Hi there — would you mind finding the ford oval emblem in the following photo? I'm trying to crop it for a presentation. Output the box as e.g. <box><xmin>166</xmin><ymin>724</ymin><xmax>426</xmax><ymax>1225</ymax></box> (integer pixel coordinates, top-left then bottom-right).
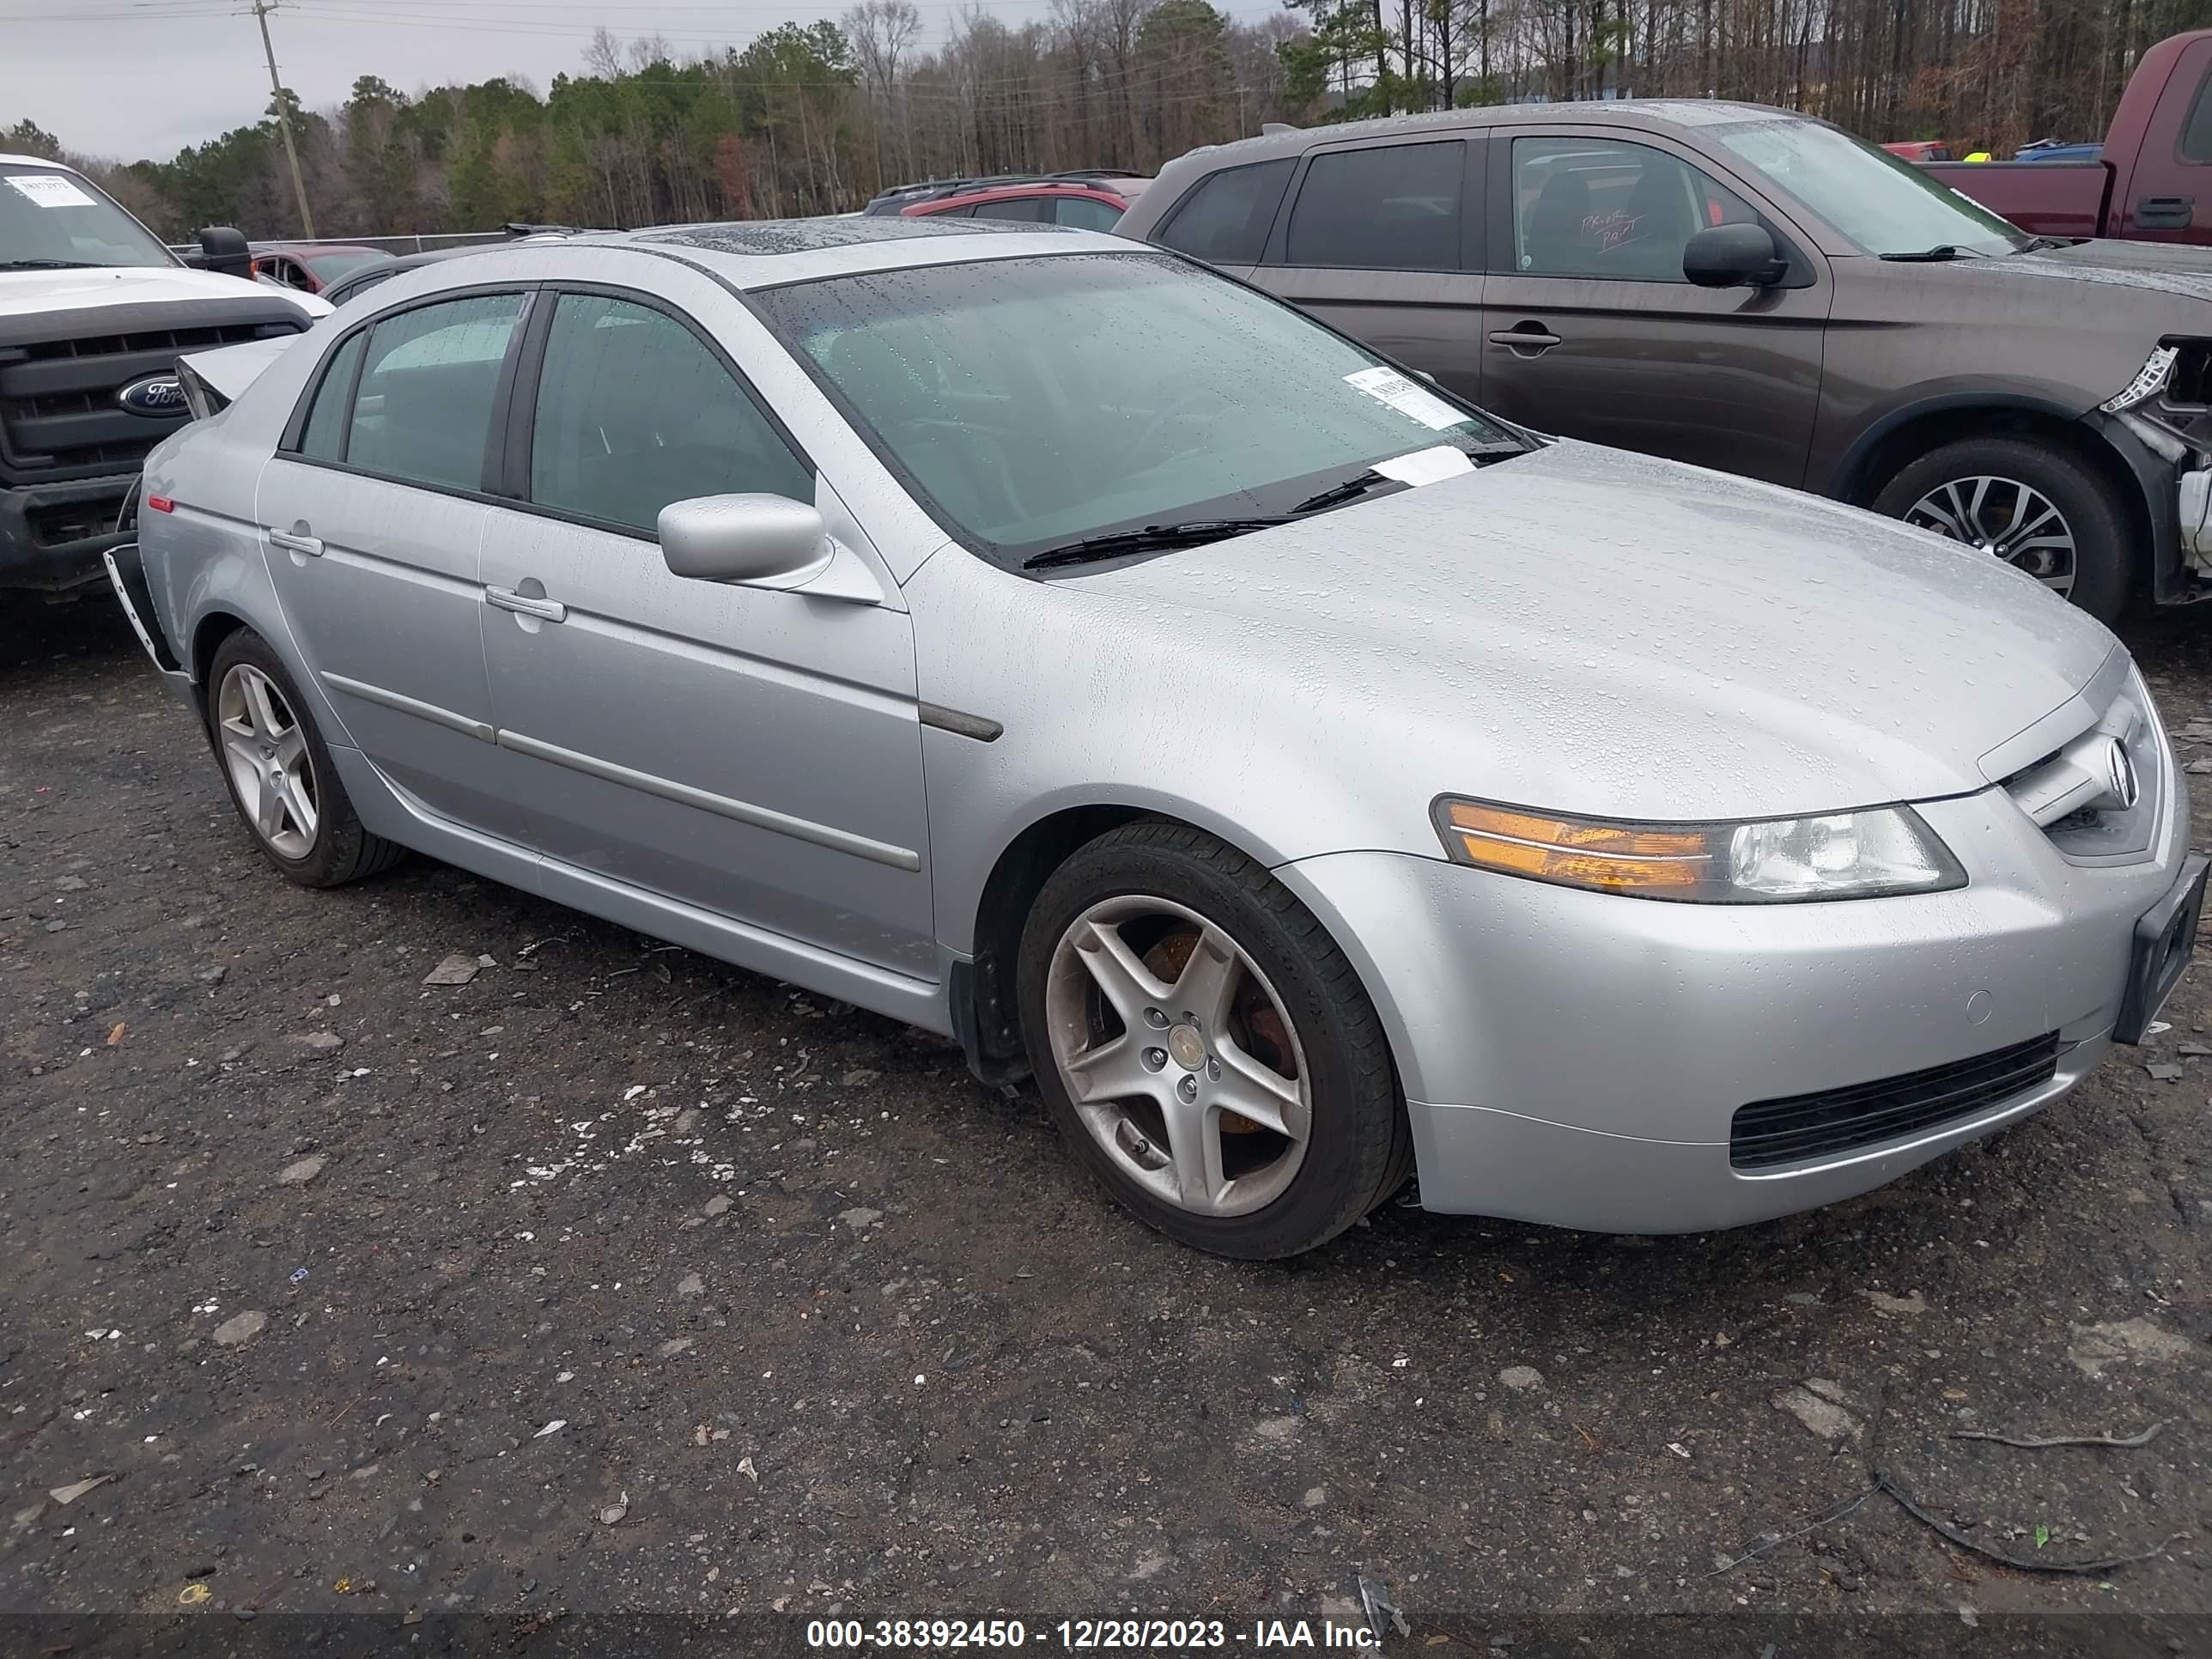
<box><xmin>116</xmin><ymin>374</ymin><xmax>186</xmax><ymax>417</ymax></box>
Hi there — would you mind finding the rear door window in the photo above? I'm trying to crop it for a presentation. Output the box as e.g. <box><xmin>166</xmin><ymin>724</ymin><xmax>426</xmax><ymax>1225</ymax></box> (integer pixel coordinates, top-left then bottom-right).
<box><xmin>296</xmin><ymin>331</ymin><xmax>368</xmax><ymax>461</ymax></box>
<box><xmin>2182</xmin><ymin>70</ymin><xmax>2212</xmax><ymax>161</ymax></box>
<box><xmin>1283</xmin><ymin>141</ymin><xmax>1468</xmax><ymax>270</ymax></box>
<box><xmin>343</xmin><ymin>293</ymin><xmax>524</xmax><ymax>491</ymax></box>
<box><xmin>526</xmin><ymin>291</ymin><xmax>811</xmax><ymax>535</ymax></box>
<box><xmin>1152</xmin><ymin>158</ymin><xmax>1294</xmax><ymax>264</ymax></box>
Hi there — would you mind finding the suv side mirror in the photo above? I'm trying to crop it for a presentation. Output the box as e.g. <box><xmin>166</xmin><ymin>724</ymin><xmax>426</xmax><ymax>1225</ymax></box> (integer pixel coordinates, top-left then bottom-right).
<box><xmin>1682</xmin><ymin>222</ymin><xmax>1788</xmax><ymax>288</ymax></box>
<box><xmin>659</xmin><ymin>494</ymin><xmax>833</xmax><ymax>586</ymax></box>
<box><xmin>197</xmin><ymin>225</ymin><xmax>253</xmax><ymax>280</ymax></box>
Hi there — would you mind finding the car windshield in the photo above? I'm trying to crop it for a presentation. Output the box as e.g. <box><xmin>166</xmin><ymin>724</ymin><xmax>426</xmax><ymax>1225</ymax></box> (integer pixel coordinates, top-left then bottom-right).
<box><xmin>1706</xmin><ymin>117</ymin><xmax>2031</xmax><ymax>258</ymax></box>
<box><xmin>0</xmin><ymin>163</ymin><xmax>177</xmax><ymax>269</ymax></box>
<box><xmin>751</xmin><ymin>250</ymin><xmax>1523</xmax><ymax>565</ymax></box>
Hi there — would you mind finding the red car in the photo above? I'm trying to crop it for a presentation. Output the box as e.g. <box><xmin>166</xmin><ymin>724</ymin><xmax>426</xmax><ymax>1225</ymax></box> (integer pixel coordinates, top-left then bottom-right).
<box><xmin>1881</xmin><ymin>139</ymin><xmax>1962</xmax><ymax>162</ymax></box>
<box><xmin>250</xmin><ymin>243</ymin><xmax>395</xmax><ymax>295</ymax></box>
<box><xmin>884</xmin><ymin>175</ymin><xmax>1148</xmax><ymax>232</ymax></box>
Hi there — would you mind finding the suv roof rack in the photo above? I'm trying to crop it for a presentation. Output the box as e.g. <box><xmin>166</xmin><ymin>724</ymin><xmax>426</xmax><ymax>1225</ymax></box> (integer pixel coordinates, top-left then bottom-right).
<box><xmin>862</xmin><ymin>171</ymin><xmax>1137</xmax><ymax>214</ymax></box>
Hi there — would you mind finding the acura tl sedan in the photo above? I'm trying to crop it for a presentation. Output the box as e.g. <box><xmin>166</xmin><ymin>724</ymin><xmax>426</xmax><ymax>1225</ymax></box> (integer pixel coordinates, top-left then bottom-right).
<box><xmin>109</xmin><ymin>216</ymin><xmax>2205</xmax><ymax>1257</ymax></box>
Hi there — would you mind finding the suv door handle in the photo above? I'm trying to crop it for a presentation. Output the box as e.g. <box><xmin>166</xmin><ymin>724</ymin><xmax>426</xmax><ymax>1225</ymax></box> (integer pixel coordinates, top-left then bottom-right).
<box><xmin>1488</xmin><ymin>325</ymin><xmax>1563</xmax><ymax>353</ymax></box>
<box><xmin>485</xmin><ymin>586</ymin><xmax>568</xmax><ymax>623</ymax></box>
<box><xmin>267</xmin><ymin>529</ymin><xmax>323</xmax><ymax>556</ymax></box>
<box><xmin>2137</xmin><ymin>194</ymin><xmax>2194</xmax><ymax>228</ymax></box>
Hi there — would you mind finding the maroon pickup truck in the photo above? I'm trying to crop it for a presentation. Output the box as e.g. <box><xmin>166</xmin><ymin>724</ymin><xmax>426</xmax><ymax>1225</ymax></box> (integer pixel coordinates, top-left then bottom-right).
<box><xmin>1930</xmin><ymin>29</ymin><xmax>2212</xmax><ymax>243</ymax></box>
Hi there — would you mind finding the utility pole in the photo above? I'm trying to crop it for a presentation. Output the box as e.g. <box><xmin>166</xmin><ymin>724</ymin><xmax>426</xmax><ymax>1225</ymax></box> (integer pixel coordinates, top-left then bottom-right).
<box><xmin>252</xmin><ymin>0</ymin><xmax>317</xmax><ymax>238</ymax></box>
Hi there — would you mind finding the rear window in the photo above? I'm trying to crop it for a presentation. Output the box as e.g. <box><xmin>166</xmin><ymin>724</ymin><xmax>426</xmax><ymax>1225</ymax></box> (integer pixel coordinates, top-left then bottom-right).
<box><xmin>1054</xmin><ymin>196</ymin><xmax>1124</xmax><ymax>231</ymax></box>
<box><xmin>2184</xmin><ymin>70</ymin><xmax>2212</xmax><ymax>162</ymax></box>
<box><xmin>1152</xmin><ymin>158</ymin><xmax>1294</xmax><ymax>264</ymax></box>
<box><xmin>1283</xmin><ymin>141</ymin><xmax>1468</xmax><ymax>271</ymax></box>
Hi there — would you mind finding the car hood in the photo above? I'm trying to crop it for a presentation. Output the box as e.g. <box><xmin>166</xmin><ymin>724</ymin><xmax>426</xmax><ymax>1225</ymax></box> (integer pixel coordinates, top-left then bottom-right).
<box><xmin>1036</xmin><ymin>441</ymin><xmax>2118</xmax><ymax>824</ymax></box>
<box><xmin>1947</xmin><ymin>238</ymin><xmax>2212</xmax><ymax>305</ymax></box>
<box><xmin>0</xmin><ymin>264</ymin><xmax>327</xmax><ymax>323</ymax></box>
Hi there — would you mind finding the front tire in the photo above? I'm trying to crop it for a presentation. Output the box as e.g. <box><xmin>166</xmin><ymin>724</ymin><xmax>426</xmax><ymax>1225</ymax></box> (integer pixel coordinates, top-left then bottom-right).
<box><xmin>1015</xmin><ymin>819</ymin><xmax>1411</xmax><ymax>1259</ymax></box>
<box><xmin>205</xmin><ymin>629</ymin><xmax>404</xmax><ymax>887</ymax></box>
<box><xmin>1872</xmin><ymin>435</ymin><xmax>2132</xmax><ymax>623</ymax></box>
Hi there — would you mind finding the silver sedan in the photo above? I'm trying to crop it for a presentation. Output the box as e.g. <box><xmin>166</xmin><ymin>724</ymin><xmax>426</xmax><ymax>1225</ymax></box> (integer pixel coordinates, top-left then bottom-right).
<box><xmin>111</xmin><ymin>216</ymin><xmax>2205</xmax><ymax>1257</ymax></box>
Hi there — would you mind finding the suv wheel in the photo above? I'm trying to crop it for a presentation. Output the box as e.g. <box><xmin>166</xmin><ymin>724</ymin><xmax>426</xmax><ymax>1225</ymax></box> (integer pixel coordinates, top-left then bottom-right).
<box><xmin>1016</xmin><ymin>819</ymin><xmax>1412</xmax><ymax>1258</ymax></box>
<box><xmin>206</xmin><ymin>629</ymin><xmax>404</xmax><ymax>887</ymax></box>
<box><xmin>1873</xmin><ymin>436</ymin><xmax>2131</xmax><ymax>623</ymax></box>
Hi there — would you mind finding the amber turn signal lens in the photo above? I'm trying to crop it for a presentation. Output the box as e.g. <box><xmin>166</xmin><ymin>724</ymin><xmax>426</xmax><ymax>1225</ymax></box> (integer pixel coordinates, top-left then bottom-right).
<box><xmin>1437</xmin><ymin>800</ymin><xmax>1717</xmax><ymax>893</ymax></box>
<box><xmin>1431</xmin><ymin>798</ymin><xmax>1966</xmax><ymax>904</ymax></box>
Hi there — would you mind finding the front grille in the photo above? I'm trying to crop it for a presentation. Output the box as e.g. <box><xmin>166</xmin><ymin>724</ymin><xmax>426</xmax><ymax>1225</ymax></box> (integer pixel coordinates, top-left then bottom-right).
<box><xmin>2000</xmin><ymin>663</ymin><xmax>2163</xmax><ymax>862</ymax></box>
<box><xmin>0</xmin><ymin>319</ymin><xmax>298</xmax><ymax>484</ymax></box>
<box><xmin>1729</xmin><ymin>1032</ymin><xmax>2061</xmax><ymax>1171</ymax></box>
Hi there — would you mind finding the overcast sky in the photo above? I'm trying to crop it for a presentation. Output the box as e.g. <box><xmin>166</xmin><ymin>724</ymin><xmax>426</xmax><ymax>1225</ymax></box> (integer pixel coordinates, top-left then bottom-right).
<box><xmin>2</xmin><ymin>0</ymin><xmax>1183</xmax><ymax>163</ymax></box>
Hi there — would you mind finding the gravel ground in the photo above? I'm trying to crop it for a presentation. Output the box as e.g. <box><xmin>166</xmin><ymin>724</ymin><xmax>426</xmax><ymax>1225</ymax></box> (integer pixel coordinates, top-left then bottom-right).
<box><xmin>3</xmin><ymin>598</ymin><xmax>2210</xmax><ymax>1650</ymax></box>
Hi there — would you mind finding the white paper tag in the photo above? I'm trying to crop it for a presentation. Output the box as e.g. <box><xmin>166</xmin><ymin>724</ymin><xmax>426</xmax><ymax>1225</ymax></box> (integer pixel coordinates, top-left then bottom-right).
<box><xmin>1372</xmin><ymin>445</ymin><xmax>1475</xmax><ymax>487</ymax></box>
<box><xmin>1343</xmin><ymin>365</ymin><xmax>1466</xmax><ymax>431</ymax></box>
<box><xmin>6</xmin><ymin>173</ymin><xmax>96</xmax><ymax>209</ymax></box>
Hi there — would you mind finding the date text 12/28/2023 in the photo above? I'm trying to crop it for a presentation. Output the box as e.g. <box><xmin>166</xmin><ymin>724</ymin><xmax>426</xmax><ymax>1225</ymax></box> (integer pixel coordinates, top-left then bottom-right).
<box><xmin>804</xmin><ymin>1618</ymin><xmax>1384</xmax><ymax>1649</ymax></box>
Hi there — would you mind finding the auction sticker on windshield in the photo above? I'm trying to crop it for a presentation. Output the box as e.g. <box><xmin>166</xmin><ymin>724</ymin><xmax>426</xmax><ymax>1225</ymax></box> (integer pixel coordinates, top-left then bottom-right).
<box><xmin>1342</xmin><ymin>365</ymin><xmax>1463</xmax><ymax>430</ymax></box>
<box><xmin>6</xmin><ymin>174</ymin><xmax>97</xmax><ymax>209</ymax></box>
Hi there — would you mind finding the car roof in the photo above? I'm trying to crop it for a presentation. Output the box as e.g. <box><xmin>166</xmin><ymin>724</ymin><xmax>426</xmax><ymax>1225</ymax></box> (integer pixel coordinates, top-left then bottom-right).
<box><xmin>0</xmin><ymin>152</ymin><xmax>76</xmax><ymax>169</ymax></box>
<box><xmin>1164</xmin><ymin>97</ymin><xmax>1791</xmax><ymax>171</ymax></box>
<box><xmin>616</xmin><ymin>215</ymin><xmax>1125</xmax><ymax>287</ymax></box>
<box><xmin>322</xmin><ymin>217</ymin><xmax>1137</xmax><ymax>312</ymax></box>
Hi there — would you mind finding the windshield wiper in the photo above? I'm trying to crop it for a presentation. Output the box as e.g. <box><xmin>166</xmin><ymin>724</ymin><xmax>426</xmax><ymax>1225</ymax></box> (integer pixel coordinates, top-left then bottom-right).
<box><xmin>1293</xmin><ymin>441</ymin><xmax>1530</xmax><ymax>515</ymax></box>
<box><xmin>1878</xmin><ymin>245</ymin><xmax>1984</xmax><ymax>262</ymax></box>
<box><xmin>1294</xmin><ymin>471</ymin><xmax>1403</xmax><ymax>514</ymax></box>
<box><xmin>0</xmin><ymin>258</ymin><xmax>104</xmax><ymax>270</ymax></box>
<box><xmin>1022</xmin><ymin>517</ymin><xmax>1291</xmax><ymax>570</ymax></box>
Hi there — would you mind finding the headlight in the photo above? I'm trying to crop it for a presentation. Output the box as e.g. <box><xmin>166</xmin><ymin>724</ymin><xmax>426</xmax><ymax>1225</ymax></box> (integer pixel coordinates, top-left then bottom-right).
<box><xmin>1430</xmin><ymin>798</ymin><xmax>1966</xmax><ymax>903</ymax></box>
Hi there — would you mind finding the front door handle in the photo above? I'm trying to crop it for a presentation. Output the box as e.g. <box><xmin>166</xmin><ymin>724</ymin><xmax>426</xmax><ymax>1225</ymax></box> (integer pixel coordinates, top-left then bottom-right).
<box><xmin>1488</xmin><ymin>324</ymin><xmax>1562</xmax><ymax>354</ymax></box>
<box><xmin>485</xmin><ymin>586</ymin><xmax>568</xmax><ymax>623</ymax></box>
<box><xmin>2137</xmin><ymin>194</ymin><xmax>2194</xmax><ymax>229</ymax></box>
<box><xmin>267</xmin><ymin>528</ymin><xmax>323</xmax><ymax>556</ymax></box>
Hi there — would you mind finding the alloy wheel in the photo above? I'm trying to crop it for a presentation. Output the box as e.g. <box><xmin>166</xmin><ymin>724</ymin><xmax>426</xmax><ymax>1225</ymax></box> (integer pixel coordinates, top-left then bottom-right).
<box><xmin>1903</xmin><ymin>474</ymin><xmax>2077</xmax><ymax>596</ymax></box>
<box><xmin>216</xmin><ymin>663</ymin><xmax>319</xmax><ymax>860</ymax></box>
<box><xmin>1043</xmin><ymin>895</ymin><xmax>1311</xmax><ymax>1218</ymax></box>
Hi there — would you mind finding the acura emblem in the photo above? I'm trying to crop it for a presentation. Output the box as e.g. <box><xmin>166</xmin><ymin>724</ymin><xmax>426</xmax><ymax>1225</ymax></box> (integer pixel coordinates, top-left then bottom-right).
<box><xmin>2103</xmin><ymin>737</ymin><xmax>2140</xmax><ymax>811</ymax></box>
<box><xmin>115</xmin><ymin>374</ymin><xmax>186</xmax><ymax>417</ymax></box>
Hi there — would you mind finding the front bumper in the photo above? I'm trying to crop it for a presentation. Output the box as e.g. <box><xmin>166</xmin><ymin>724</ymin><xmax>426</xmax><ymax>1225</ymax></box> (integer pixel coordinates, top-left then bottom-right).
<box><xmin>1</xmin><ymin>475</ymin><xmax>135</xmax><ymax>590</ymax></box>
<box><xmin>1275</xmin><ymin>777</ymin><xmax>2191</xmax><ymax>1234</ymax></box>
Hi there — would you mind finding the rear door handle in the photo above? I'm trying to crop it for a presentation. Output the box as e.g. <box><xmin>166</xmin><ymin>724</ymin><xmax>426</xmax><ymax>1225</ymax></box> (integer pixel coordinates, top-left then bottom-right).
<box><xmin>2137</xmin><ymin>194</ymin><xmax>2194</xmax><ymax>228</ymax></box>
<box><xmin>267</xmin><ymin>529</ymin><xmax>323</xmax><ymax>556</ymax></box>
<box><xmin>485</xmin><ymin>586</ymin><xmax>568</xmax><ymax>623</ymax></box>
<box><xmin>1488</xmin><ymin>325</ymin><xmax>1562</xmax><ymax>353</ymax></box>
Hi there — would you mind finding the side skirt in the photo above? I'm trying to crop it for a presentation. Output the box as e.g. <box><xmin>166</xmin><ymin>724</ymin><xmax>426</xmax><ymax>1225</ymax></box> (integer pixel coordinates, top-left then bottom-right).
<box><xmin>320</xmin><ymin>742</ymin><xmax>951</xmax><ymax>1036</ymax></box>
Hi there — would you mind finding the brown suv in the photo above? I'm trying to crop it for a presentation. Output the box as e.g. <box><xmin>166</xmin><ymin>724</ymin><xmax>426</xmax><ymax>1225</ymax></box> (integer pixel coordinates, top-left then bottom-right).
<box><xmin>1115</xmin><ymin>101</ymin><xmax>2212</xmax><ymax>622</ymax></box>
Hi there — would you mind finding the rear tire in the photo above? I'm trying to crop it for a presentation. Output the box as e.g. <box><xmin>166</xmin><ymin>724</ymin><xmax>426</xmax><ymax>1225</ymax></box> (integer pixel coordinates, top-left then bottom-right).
<box><xmin>1872</xmin><ymin>435</ymin><xmax>2132</xmax><ymax>623</ymax></box>
<box><xmin>1016</xmin><ymin>818</ymin><xmax>1410</xmax><ymax>1259</ymax></box>
<box><xmin>205</xmin><ymin>629</ymin><xmax>404</xmax><ymax>888</ymax></box>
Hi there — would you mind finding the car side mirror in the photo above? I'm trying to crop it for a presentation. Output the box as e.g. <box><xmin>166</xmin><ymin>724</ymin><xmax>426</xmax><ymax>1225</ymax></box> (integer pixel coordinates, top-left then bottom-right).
<box><xmin>197</xmin><ymin>225</ymin><xmax>253</xmax><ymax>281</ymax></box>
<box><xmin>1682</xmin><ymin>222</ymin><xmax>1788</xmax><ymax>288</ymax></box>
<box><xmin>659</xmin><ymin>493</ymin><xmax>833</xmax><ymax>586</ymax></box>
